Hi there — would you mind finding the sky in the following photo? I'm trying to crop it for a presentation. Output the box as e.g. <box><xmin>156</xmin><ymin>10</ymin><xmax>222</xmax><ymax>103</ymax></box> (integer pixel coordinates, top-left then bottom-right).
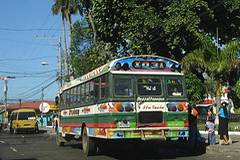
<box><xmin>0</xmin><ymin>0</ymin><xmax>64</xmax><ymax>103</ymax></box>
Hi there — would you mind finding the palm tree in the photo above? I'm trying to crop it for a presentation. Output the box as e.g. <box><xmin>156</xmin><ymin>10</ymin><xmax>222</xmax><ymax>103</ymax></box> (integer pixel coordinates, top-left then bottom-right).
<box><xmin>52</xmin><ymin>0</ymin><xmax>78</xmax><ymax>81</ymax></box>
<box><xmin>182</xmin><ymin>32</ymin><xmax>240</xmax><ymax>109</ymax></box>
<box><xmin>52</xmin><ymin>0</ymin><xmax>78</xmax><ymax>32</ymax></box>
<box><xmin>74</xmin><ymin>0</ymin><xmax>97</xmax><ymax>44</ymax></box>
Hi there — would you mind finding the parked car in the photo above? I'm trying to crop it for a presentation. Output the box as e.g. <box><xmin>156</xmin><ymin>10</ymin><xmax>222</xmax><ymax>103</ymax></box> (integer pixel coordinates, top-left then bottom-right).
<box><xmin>9</xmin><ymin>108</ymin><xmax>38</xmax><ymax>134</ymax></box>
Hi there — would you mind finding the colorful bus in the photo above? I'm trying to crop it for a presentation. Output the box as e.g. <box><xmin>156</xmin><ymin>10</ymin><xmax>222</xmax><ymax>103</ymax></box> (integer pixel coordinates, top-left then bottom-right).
<box><xmin>56</xmin><ymin>55</ymin><xmax>189</xmax><ymax>156</ymax></box>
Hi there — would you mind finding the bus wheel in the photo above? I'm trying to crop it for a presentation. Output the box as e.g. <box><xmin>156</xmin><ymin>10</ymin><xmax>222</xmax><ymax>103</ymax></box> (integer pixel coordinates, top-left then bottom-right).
<box><xmin>82</xmin><ymin>127</ymin><xmax>97</xmax><ymax>156</ymax></box>
<box><xmin>56</xmin><ymin>133</ymin><xmax>65</xmax><ymax>146</ymax></box>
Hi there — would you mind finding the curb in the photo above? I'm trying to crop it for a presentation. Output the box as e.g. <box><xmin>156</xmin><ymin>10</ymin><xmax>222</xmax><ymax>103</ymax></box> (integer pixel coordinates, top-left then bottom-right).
<box><xmin>200</xmin><ymin>130</ymin><xmax>240</xmax><ymax>136</ymax></box>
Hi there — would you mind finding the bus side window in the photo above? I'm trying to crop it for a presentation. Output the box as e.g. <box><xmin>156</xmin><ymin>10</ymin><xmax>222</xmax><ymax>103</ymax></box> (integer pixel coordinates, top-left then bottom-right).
<box><xmin>81</xmin><ymin>83</ymin><xmax>85</xmax><ymax>105</ymax></box>
<box><xmin>62</xmin><ymin>92</ymin><xmax>67</xmax><ymax>108</ymax></box>
<box><xmin>77</xmin><ymin>85</ymin><xmax>81</xmax><ymax>103</ymax></box>
<box><xmin>100</xmin><ymin>75</ymin><xmax>108</xmax><ymax>99</ymax></box>
<box><xmin>94</xmin><ymin>78</ymin><xmax>100</xmax><ymax>100</ymax></box>
<box><xmin>85</xmin><ymin>82</ymin><xmax>90</xmax><ymax>103</ymax></box>
<box><xmin>89</xmin><ymin>81</ymin><xmax>95</xmax><ymax>103</ymax></box>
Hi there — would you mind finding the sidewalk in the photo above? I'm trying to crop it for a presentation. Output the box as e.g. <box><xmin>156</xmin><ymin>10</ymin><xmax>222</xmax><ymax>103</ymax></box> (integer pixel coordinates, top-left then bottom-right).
<box><xmin>200</xmin><ymin>130</ymin><xmax>240</xmax><ymax>136</ymax></box>
<box><xmin>39</xmin><ymin>126</ymin><xmax>56</xmax><ymax>135</ymax></box>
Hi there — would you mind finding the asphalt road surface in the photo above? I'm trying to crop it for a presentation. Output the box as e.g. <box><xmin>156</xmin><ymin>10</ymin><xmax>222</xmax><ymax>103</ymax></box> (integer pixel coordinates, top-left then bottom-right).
<box><xmin>1</xmin><ymin>129</ymin><xmax>240</xmax><ymax>160</ymax></box>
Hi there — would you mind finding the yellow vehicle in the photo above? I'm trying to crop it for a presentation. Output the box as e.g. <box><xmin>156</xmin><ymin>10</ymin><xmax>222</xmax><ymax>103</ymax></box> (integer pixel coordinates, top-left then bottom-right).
<box><xmin>9</xmin><ymin>108</ymin><xmax>38</xmax><ymax>134</ymax></box>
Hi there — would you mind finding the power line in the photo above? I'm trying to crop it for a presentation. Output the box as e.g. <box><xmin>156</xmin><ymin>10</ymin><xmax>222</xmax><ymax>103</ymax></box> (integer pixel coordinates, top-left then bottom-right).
<box><xmin>0</xmin><ymin>69</ymin><xmax>57</xmax><ymax>75</ymax></box>
<box><xmin>14</xmin><ymin>76</ymin><xmax>57</xmax><ymax>98</ymax></box>
<box><xmin>12</xmin><ymin>74</ymin><xmax>57</xmax><ymax>79</ymax></box>
<box><xmin>22</xmin><ymin>78</ymin><xmax>58</xmax><ymax>100</ymax></box>
<box><xmin>0</xmin><ymin>56</ymin><xmax>56</xmax><ymax>62</ymax></box>
<box><xmin>21</xmin><ymin>88</ymin><xmax>44</xmax><ymax>100</ymax></box>
<box><xmin>0</xmin><ymin>38</ymin><xmax>56</xmax><ymax>47</ymax></box>
<box><xmin>0</xmin><ymin>27</ymin><xmax>64</xmax><ymax>32</ymax></box>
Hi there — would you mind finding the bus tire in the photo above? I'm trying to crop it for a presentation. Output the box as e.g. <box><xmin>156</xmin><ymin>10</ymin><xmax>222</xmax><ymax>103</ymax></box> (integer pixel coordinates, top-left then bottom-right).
<box><xmin>82</xmin><ymin>127</ymin><xmax>97</xmax><ymax>156</ymax></box>
<box><xmin>56</xmin><ymin>133</ymin><xmax>65</xmax><ymax>146</ymax></box>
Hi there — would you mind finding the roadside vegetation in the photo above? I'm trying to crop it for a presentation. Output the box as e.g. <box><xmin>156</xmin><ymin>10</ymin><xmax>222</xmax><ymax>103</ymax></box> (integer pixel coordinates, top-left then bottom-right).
<box><xmin>51</xmin><ymin>0</ymin><xmax>240</xmax><ymax>108</ymax></box>
<box><xmin>198</xmin><ymin>122</ymin><xmax>240</xmax><ymax>132</ymax></box>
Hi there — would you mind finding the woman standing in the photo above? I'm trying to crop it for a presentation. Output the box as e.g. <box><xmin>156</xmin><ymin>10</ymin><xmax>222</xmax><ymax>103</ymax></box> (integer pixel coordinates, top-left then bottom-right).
<box><xmin>218</xmin><ymin>102</ymin><xmax>231</xmax><ymax>145</ymax></box>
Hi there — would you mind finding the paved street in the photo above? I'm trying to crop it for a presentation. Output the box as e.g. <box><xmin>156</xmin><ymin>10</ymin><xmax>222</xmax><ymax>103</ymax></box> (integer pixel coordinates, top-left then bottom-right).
<box><xmin>1</xmin><ymin>129</ymin><xmax>240</xmax><ymax>160</ymax></box>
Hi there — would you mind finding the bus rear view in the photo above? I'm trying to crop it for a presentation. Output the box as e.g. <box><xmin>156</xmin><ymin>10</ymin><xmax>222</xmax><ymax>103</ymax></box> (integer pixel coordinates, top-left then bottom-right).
<box><xmin>56</xmin><ymin>55</ymin><xmax>190</xmax><ymax>156</ymax></box>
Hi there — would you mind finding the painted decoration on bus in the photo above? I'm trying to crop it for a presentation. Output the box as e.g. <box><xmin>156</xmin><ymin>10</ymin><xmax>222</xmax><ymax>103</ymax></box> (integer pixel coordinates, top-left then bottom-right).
<box><xmin>138</xmin><ymin>102</ymin><xmax>167</xmax><ymax>112</ymax></box>
<box><xmin>112</xmin><ymin>56</ymin><xmax>181</xmax><ymax>72</ymax></box>
<box><xmin>80</xmin><ymin>63</ymin><xmax>109</xmax><ymax>81</ymax></box>
<box><xmin>166</xmin><ymin>102</ymin><xmax>188</xmax><ymax>112</ymax></box>
<box><xmin>85</xmin><ymin>127</ymin><xmax>188</xmax><ymax>139</ymax></box>
<box><xmin>99</xmin><ymin>102</ymin><xmax>135</xmax><ymax>112</ymax></box>
<box><xmin>60</xmin><ymin>101</ymin><xmax>188</xmax><ymax>117</ymax></box>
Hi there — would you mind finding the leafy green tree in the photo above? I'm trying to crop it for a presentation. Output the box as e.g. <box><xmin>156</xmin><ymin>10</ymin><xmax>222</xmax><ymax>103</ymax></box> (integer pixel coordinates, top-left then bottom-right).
<box><xmin>71</xmin><ymin>42</ymin><xmax>113</xmax><ymax>77</ymax></box>
<box><xmin>204</xmin><ymin>79</ymin><xmax>215</xmax><ymax>98</ymax></box>
<box><xmin>83</xmin><ymin>0</ymin><xmax>240</xmax><ymax>59</ymax></box>
<box><xmin>185</xmin><ymin>72</ymin><xmax>205</xmax><ymax>104</ymax></box>
<box><xmin>74</xmin><ymin>0</ymin><xmax>97</xmax><ymax>43</ymax></box>
<box><xmin>53</xmin><ymin>0</ymin><xmax>240</xmax><ymax>87</ymax></box>
<box><xmin>70</xmin><ymin>20</ymin><xmax>94</xmax><ymax>77</ymax></box>
<box><xmin>182</xmin><ymin>33</ymin><xmax>240</xmax><ymax>107</ymax></box>
<box><xmin>70</xmin><ymin>20</ymin><xmax>91</xmax><ymax>53</ymax></box>
<box><xmin>200</xmin><ymin>0</ymin><xmax>240</xmax><ymax>44</ymax></box>
<box><xmin>235</xmin><ymin>80</ymin><xmax>240</xmax><ymax>97</ymax></box>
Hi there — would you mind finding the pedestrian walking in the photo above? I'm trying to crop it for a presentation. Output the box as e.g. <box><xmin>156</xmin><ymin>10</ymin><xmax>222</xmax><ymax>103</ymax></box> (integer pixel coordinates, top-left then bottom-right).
<box><xmin>218</xmin><ymin>101</ymin><xmax>232</xmax><ymax>145</ymax></box>
<box><xmin>206</xmin><ymin>108</ymin><xmax>216</xmax><ymax>145</ymax></box>
<box><xmin>40</xmin><ymin>116</ymin><xmax>44</xmax><ymax>127</ymax></box>
<box><xmin>53</xmin><ymin>114</ymin><xmax>59</xmax><ymax>132</ymax></box>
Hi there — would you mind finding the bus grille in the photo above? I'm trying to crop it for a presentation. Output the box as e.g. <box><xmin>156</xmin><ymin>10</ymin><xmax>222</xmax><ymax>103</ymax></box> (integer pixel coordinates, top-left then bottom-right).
<box><xmin>138</xmin><ymin>112</ymin><xmax>163</xmax><ymax>124</ymax></box>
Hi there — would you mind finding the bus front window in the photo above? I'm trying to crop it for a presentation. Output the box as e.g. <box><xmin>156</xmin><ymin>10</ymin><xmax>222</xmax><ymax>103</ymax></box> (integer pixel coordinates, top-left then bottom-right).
<box><xmin>114</xmin><ymin>78</ymin><xmax>132</xmax><ymax>97</ymax></box>
<box><xmin>166</xmin><ymin>78</ymin><xmax>184</xmax><ymax>97</ymax></box>
<box><xmin>137</xmin><ymin>78</ymin><xmax>162</xmax><ymax>96</ymax></box>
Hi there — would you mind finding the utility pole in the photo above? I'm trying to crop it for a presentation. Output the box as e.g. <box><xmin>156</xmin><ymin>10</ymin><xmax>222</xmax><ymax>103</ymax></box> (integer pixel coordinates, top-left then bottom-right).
<box><xmin>4</xmin><ymin>80</ymin><xmax>8</xmax><ymax>113</ymax></box>
<box><xmin>61</xmin><ymin>18</ymin><xmax>69</xmax><ymax>81</ymax></box>
<box><xmin>0</xmin><ymin>76</ymin><xmax>15</xmax><ymax>111</ymax></box>
<box><xmin>19</xmin><ymin>99</ymin><xmax>22</xmax><ymax>108</ymax></box>
<box><xmin>41</xmin><ymin>87</ymin><xmax>44</xmax><ymax>102</ymax></box>
<box><xmin>0</xmin><ymin>76</ymin><xmax>15</xmax><ymax>124</ymax></box>
<box><xmin>57</xmin><ymin>37</ymin><xmax>63</xmax><ymax>88</ymax></box>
